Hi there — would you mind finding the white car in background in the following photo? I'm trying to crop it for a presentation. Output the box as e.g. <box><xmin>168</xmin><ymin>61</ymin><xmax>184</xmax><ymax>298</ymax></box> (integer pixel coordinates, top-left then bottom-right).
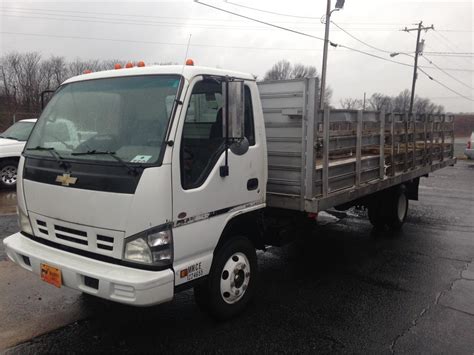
<box><xmin>0</xmin><ymin>118</ymin><xmax>37</xmax><ymax>188</ymax></box>
<box><xmin>465</xmin><ymin>132</ymin><xmax>474</xmax><ymax>160</ymax></box>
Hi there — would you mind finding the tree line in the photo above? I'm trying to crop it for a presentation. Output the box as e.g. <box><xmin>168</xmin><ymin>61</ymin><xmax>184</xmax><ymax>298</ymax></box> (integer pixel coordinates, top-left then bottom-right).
<box><xmin>339</xmin><ymin>90</ymin><xmax>445</xmax><ymax>114</ymax></box>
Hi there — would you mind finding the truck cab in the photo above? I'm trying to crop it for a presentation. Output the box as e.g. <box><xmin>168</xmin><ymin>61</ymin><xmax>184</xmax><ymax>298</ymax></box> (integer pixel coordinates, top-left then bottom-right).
<box><xmin>4</xmin><ymin>64</ymin><xmax>266</xmax><ymax>319</ymax></box>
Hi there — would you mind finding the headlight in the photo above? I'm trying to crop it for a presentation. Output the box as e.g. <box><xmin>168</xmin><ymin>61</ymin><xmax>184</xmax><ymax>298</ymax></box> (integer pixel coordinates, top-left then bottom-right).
<box><xmin>123</xmin><ymin>226</ymin><xmax>173</xmax><ymax>266</ymax></box>
<box><xmin>18</xmin><ymin>207</ymin><xmax>33</xmax><ymax>235</ymax></box>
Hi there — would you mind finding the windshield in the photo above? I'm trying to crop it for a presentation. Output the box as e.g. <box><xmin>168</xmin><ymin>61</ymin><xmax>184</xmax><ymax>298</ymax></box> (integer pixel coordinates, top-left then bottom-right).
<box><xmin>1</xmin><ymin>121</ymin><xmax>36</xmax><ymax>141</ymax></box>
<box><xmin>26</xmin><ymin>75</ymin><xmax>181</xmax><ymax>165</ymax></box>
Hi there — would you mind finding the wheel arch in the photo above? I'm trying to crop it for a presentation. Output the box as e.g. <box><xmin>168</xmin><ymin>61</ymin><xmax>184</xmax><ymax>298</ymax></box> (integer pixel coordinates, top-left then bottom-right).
<box><xmin>215</xmin><ymin>209</ymin><xmax>265</xmax><ymax>254</ymax></box>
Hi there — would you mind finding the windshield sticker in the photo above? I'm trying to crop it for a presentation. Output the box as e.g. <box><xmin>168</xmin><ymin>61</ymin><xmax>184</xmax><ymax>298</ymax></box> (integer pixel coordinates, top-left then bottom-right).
<box><xmin>131</xmin><ymin>155</ymin><xmax>152</xmax><ymax>163</ymax></box>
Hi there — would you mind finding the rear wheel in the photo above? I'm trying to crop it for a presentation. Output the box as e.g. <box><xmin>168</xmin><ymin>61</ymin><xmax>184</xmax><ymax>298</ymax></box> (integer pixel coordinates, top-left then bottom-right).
<box><xmin>0</xmin><ymin>160</ymin><xmax>18</xmax><ymax>189</ymax></box>
<box><xmin>386</xmin><ymin>187</ymin><xmax>408</xmax><ymax>230</ymax></box>
<box><xmin>194</xmin><ymin>236</ymin><xmax>257</xmax><ymax>320</ymax></box>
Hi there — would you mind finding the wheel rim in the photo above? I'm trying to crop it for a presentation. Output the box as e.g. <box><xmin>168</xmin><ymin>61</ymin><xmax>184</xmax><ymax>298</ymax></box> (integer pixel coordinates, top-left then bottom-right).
<box><xmin>397</xmin><ymin>193</ymin><xmax>407</xmax><ymax>221</ymax></box>
<box><xmin>220</xmin><ymin>252</ymin><xmax>251</xmax><ymax>305</ymax></box>
<box><xmin>0</xmin><ymin>165</ymin><xmax>17</xmax><ymax>186</ymax></box>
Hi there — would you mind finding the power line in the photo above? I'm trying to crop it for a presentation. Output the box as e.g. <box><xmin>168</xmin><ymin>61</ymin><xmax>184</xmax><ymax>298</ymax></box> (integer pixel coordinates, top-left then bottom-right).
<box><xmin>0</xmin><ymin>30</ymin><xmax>352</xmax><ymax>52</ymax></box>
<box><xmin>423</xmin><ymin>32</ymin><xmax>472</xmax><ymax>69</ymax></box>
<box><xmin>223</xmin><ymin>0</ymin><xmax>319</xmax><ymax>19</ymax></box>
<box><xmin>193</xmin><ymin>1</ymin><xmax>325</xmax><ymax>40</ymax></box>
<box><xmin>4</xmin><ymin>9</ymin><xmax>453</xmax><ymax>33</ymax></box>
<box><xmin>418</xmin><ymin>67</ymin><xmax>474</xmax><ymax>102</ymax></box>
<box><xmin>331</xmin><ymin>20</ymin><xmax>413</xmax><ymax>55</ymax></box>
<box><xmin>421</xmin><ymin>55</ymin><xmax>474</xmax><ymax>90</ymax></box>
<box><xmin>2</xmin><ymin>6</ymin><xmax>472</xmax><ymax>74</ymax></box>
<box><xmin>195</xmin><ymin>1</ymin><xmax>474</xmax><ymax>103</ymax></box>
<box><xmin>0</xmin><ymin>11</ymin><xmax>295</xmax><ymax>31</ymax></box>
<box><xmin>424</xmin><ymin>51</ymin><xmax>474</xmax><ymax>55</ymax></box>
<box><xmin>5</xmin><ymin>5</ymin><xmax>321</xmax><ymax>24</ymax></box>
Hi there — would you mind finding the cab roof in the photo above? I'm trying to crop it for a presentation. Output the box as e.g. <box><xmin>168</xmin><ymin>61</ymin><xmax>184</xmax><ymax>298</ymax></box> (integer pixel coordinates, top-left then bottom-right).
<box><xmin>63</xmin><ymin>65</ymin><xmax>255</xmax><ymax>85</ymax></box>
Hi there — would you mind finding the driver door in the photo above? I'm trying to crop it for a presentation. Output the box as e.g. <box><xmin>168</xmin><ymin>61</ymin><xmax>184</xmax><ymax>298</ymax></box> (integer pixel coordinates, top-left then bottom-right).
<box><xmin>171</xmin><ymin>76</ymin><xmax>264</xmax><ymax>286</ymax></box>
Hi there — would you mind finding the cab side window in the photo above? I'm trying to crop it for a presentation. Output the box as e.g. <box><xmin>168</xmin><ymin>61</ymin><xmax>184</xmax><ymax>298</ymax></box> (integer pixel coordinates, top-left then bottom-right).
<box><xmin>180</xmin><ymin>81</ymin><xmax>256</xmax><ymax>189</ymax></box>
<box><xmin>181</xmin><ymin>79</ymin><xmax>224</xmax><ymax>189</ymax></box>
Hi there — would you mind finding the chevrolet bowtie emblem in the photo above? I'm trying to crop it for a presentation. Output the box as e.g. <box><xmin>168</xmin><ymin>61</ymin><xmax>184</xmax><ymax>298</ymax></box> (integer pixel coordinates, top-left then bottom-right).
<box><xmin>55</xmin><ymin>173</ymin><xmax>77</xmax><ymax>187</ymax></box>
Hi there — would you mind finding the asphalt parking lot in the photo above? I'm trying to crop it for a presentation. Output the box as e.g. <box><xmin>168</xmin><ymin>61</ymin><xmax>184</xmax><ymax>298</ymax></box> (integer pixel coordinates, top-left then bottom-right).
<box><xmin>1</xmin><ymin>160</ymin><xmax>473</xmax><ymax>353</ymax></box>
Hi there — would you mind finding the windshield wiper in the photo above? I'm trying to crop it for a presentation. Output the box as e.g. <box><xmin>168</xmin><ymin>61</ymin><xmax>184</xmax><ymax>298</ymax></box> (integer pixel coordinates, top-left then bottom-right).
<box><xmin>71</xmin><ymin>150</ymin><xmax>142</xmax><ymax>176</ymax></box>
<box><xmin>26</xmin><ymin>146</ymin><xmax>69</xmax><ymax>169</ymax></box>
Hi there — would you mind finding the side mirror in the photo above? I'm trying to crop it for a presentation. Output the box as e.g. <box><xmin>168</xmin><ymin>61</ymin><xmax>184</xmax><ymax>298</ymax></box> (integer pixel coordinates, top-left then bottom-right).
<box><xmin>222</xmin><ymin>80</ymin><xmax>244</xmax><ymax>140</ymax></box>
<box><xmin>219</xmin><ymin>79</ymin><xmax>248</xmax><ymax>177</ymax></box>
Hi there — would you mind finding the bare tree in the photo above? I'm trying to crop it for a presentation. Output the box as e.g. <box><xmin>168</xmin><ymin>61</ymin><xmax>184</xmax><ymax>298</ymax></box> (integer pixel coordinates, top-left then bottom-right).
<box><xmin>263</xmin><ymin>59</ymin><xmax>332</xmax><ymax>105</ymax></box>
<box><xmin>340</xmin><ymin>98</ymin><xmax>363</xmax><ymax>109</ymax></box>
<box><xmin>291</xmin><ymin>63</ymin><xmax>317</xmax><ymax>79</ymax></box>
<box><xmin>368</xmin><ymin>93</ymin><xmax>392</xmax><ymax>112</ymax></box>
<box><xmin>263</xmin><ymin>60</ymin><xmax>292</xmax><ymax>81</ymax></box>
<box><xmin>392</xmin><ymin>89</ymin><xmax>411</xmax><ymax>113</ymax></box>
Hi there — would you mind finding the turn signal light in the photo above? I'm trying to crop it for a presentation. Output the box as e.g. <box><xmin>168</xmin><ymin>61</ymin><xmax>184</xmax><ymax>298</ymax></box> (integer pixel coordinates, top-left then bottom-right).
<box><xmin>114</xmin><ymin>63</ymin><xmax>122</xmax><ymax>70</ymax></box>
<box><xmin>185</xmin><ymin>59</ymin><xmax>194</xmax><ymax>66</ymax></box>
<box><xmin>125</xmin><ymin>62</ymin><xmax>133</xmax><ymax>68</ymax></box>
<box><xmin>137</xmin><ymin>61</ymin><xmax>145</xmax><ymax>67</ymax></box>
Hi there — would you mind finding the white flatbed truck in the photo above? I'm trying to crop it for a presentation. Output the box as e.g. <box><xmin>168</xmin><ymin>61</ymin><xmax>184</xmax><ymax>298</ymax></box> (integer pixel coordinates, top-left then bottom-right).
<box><xmin>3</xmin><ymin>63</ymin><xmax>455</xmax><ymax>319</ymax></box>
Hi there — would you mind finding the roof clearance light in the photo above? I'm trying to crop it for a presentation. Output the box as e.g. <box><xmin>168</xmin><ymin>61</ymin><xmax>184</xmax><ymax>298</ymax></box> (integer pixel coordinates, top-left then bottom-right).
<box><xmin>185</xmin><ymin>59</ymin><xmax>194</xmax><ymax>66</ymax></box>
<box><xmin>125</xmin><ymin>62</ymin><xmax>133</xmax><ymax>68</ymax></box>
<box><xmin>137</xmin><ymin>61</ymin><xmax>145</xmax><ymax>67</ymax></box>
<box><xmin>83</xmin><ymin>69</ymin><xmax>92</xmax><ymax>74</ymax></box>
<box><xmin>114</xmin><ymin>63</ymin><xmax>122</xmax><ymax>70</ymax></box>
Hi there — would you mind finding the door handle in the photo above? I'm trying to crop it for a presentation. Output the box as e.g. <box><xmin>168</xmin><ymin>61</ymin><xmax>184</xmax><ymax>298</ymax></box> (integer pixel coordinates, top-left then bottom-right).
<box><xmin>247</xmin><ymin>178</ymin><xmax>258</xmax><ymax>191</ymax></box>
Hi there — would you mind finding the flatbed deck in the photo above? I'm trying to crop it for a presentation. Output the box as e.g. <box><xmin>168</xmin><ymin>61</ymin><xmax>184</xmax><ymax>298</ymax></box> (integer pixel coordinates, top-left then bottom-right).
<box><xmin>257</xmin><ymin>78</ymin><xmax>455</xmax><ymax>212</ymax></box>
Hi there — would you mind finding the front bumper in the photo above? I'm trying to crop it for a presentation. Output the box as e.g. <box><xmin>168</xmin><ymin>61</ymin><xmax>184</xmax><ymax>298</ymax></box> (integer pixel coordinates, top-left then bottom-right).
<box><xmin>3</xmin><ymin>232</ymin><xmax>174</xmax><ymax>306</ymax></box>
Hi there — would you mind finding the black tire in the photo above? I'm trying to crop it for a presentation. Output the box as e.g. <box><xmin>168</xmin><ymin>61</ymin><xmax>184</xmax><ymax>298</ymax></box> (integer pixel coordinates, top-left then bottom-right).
<box><xmin>194</xmin><ymin>236</ymin><xmax>257</xmax><ymax>320</ymax></box>
<box><xmin>0</xmin><ymin>159</ymin><xmax>19</xmax><ymax>189</ymax></box>
<box><xmin>368</xmin><ymin>198</ymin><xmax>386</xmax><ymax>229</ymax></box>
<box><xmin>386</xmin><ymin>186</ymin><xmax>408</xmax><ymax>230</ymax></box>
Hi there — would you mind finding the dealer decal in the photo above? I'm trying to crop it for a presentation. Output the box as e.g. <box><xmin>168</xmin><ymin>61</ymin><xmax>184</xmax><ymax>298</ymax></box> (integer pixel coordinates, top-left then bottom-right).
<box><xmin>180</xmin><ymin>262</ymin><xmax>203</xmax><ymax>281</ymax></box>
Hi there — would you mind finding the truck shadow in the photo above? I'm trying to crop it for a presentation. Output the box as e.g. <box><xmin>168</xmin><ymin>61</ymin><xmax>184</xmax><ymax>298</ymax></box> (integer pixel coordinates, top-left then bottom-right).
<box><xmin>68</xmin><ymin>215</ymin><xmax>414</xmax><ymax>353</ymax></box>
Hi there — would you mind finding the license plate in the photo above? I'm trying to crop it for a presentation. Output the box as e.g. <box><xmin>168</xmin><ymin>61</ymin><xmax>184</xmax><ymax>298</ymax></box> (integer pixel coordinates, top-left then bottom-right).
<box><xmin>40</xmin><ymin>263</ymin><xmax>62</xmax><ymax>288</ymax></box>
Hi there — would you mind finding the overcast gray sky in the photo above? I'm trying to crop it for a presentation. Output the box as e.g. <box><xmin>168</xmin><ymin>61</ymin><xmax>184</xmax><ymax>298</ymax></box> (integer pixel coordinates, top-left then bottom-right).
<box><xmin>1</xmin><ymin>0</ymin><xmax>473</xmax><ymax>112</ymax></box>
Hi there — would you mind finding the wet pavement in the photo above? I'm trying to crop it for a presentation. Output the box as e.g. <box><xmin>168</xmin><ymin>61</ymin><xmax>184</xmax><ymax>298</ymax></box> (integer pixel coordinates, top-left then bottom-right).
<box><xmin>1</xmin><ymin>160</ymin><xmax>474</xmax><ymax>353</ymax></box>
<box><xmin>0</xmin><ymin>212</ymin><xmax>88</xmax><ymax>350</ymax></box>
<box><xmin>0</xmin><ymin>189</ymin><xmax>17</xmax><ymax>215</ymax></box>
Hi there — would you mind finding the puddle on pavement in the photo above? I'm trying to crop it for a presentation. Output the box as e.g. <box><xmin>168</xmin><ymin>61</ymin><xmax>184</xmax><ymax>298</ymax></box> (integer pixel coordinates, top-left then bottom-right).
<box><xmin>0</xmin><ymin>190</ymin><xmax>17</xmax><ymax>215</ymax></box>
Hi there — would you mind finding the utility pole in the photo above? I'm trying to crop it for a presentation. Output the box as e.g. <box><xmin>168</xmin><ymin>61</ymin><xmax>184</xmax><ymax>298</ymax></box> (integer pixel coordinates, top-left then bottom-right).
<box><xmin>319</xmin><ymin>0</ymin><xmax>345</xmax><ymax>110</ymax></box>
<box><xmin>363</xmin><ymin>92</ymin><xmax>366</xmax><ymax>110</ymax></box>
<box><xmin>402</xmin><ymin>21</ymin><xmax>434</xmax><ymax>114</ymax></box>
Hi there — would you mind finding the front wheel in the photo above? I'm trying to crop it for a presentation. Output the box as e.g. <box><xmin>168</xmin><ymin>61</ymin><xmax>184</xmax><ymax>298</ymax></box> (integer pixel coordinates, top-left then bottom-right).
<box><xmin>194</xmin><ymin>236</ymin><xmax>257</xmax><ymax>320</ymax></box>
